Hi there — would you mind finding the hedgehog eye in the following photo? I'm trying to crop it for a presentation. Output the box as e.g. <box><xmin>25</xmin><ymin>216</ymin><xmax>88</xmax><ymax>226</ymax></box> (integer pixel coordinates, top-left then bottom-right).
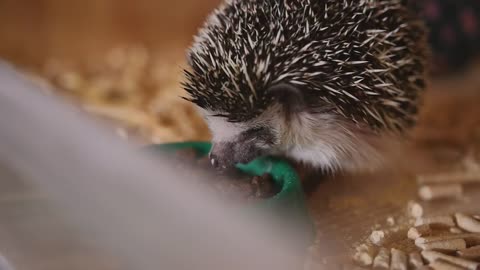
<box><xmin>242</xmin><ymin>127</ymin><xmax>266</xmax><ymax>137</ymax></box>
<box><xmin>241</xmin><ymin>127</ymin><xmax>275</xmax><ymax>145</ymax></box>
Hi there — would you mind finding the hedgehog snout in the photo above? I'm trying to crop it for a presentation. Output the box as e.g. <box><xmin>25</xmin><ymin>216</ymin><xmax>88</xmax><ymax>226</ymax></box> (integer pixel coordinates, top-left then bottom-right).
<box><xmin>208</xmin><ymin>153</ymin><xmax>220</xmax><ymax>169</ymax></box>
<box><xmin>209</xmin><ymin>141</ymin><xmax>265</xmax><ymax>171</ymax></box>
<box><xmin>209</xmin><ymin>143</ymin><xmax>236</xmax><ymax>171</ymax></box>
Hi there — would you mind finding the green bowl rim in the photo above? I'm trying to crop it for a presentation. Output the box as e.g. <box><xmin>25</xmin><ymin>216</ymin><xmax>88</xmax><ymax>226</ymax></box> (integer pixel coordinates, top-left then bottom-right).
<box><xmin>144</xmin><ymin>141</ymin><xmax>303</xmax><ymax>203</ymax></box>
<box><xmin>144</xmin><ymin>141</ymin><xmax>315</xmax><ymax>245</ymax></box>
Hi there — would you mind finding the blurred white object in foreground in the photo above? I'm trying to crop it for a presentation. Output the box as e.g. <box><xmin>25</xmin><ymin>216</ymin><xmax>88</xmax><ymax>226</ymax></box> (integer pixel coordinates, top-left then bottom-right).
<box><xmin>0</xmin><ymin>61</ymin><xmax>313</xmax><ymax>270</ymax></box>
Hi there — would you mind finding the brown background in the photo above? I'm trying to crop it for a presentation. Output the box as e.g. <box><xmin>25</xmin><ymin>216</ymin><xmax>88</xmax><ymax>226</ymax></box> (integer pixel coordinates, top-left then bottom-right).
<box><xmin>0</xmin><ymin>0</ymin><xmax>221</xmax><ymax>67</ymax></box>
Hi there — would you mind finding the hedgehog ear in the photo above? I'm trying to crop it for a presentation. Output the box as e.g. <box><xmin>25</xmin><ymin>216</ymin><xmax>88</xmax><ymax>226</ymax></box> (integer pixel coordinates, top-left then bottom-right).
<box><xmin>267</xmin><ymin>83</ymin><xmax>305</xmax><ymax>115</ymax></box>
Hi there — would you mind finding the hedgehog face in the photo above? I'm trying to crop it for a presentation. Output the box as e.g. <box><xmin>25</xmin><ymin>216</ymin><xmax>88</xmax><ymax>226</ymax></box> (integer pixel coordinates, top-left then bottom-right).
<box><xmin>201</xmin><ymin>85</ymin><xmax>385</xmax><ymax>172</ymax></box>
<box><xmin>203</xmin><ymin>83</ymin><xmax>307</xmax><ymax>170</ymax></box>
<box><xmin>204</xmin><ymin>112</ymin><xmax>278</xmax><ymax>170</ymax></box>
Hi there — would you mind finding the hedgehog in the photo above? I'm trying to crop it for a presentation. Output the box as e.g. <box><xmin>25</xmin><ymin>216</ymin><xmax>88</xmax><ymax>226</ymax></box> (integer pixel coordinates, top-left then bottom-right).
<box><xmin>183</xmin><ymin>0</ymin><xmax>428</xmax><ymax>173</ymax></box>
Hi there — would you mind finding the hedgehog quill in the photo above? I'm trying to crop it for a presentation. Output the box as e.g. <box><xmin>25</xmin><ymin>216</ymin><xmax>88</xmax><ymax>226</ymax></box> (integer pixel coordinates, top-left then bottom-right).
<box><xmin>183</xmin><ymin>0</ymin><xmax>428</xmax><ymax>172</ymax></box>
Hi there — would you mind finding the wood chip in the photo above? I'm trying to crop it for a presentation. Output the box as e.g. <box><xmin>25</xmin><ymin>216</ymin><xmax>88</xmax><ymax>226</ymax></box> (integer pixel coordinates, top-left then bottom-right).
<box><xmin>421</xmin><ymin>250</ymin><xmax>480</xmax><ymax>270</ymax></box>
<box><xmin>451</xmin><ymin>228</ymin><xmax>465</xmax><ymax>234</ymax></box>
<box><xmin>391</xmin><ymin>248</ymin><xmax>408</xmax><ymax>270</ymax></box>
<box><xmin>417</xmin><ymin>172</ymin><xmax>480</xmax><ymax>185</ymax></box>
<box><xmin>370</xmin><ymin>230</ymin><xmax>387</xmax><ymax>246</ymax></box>
<box><xmin>343</xmin><ymin>263</ymin><xmax>368</xmax><ymax>270</ymax></box>
<box><xmin>415</xmin><ymin>216</ymin><xmax>456</xmax><ymax>228</ymax></box>
<box><xmin>353</xmin><ymin>244</ymin><xmax>377</xmax><ymax>267</ymax></box>
<box><xmin>430</xmin><ymin>259</ymin><xmax>469</xmax><ymax>270</ymax></box>
<box><xmin>83</xmin><ymin>105</ymin><xmax>152</xmax><ymax>127</ymax></box>
<box><xmin>415</xmin><ymin>233</ymin><xmax>480</xmax><ymax>246</ymax></box>
<box><xmin>409</xmin><ymin>251</ymin><xmax>425</xmax><ymax>268</ymax></box>
<box><xmin>408</xmin><ymin>201</ymin><xmax>424</xmax><ymax>218</ymax></box>
<box><xmin>419</xmin><ymin>184</ymin><xmax>463</xmax><ymax>201</ymax></box>
<box><xmin>461</xmin><ymin>152</ymin><xmax>480</xmax><ymax>172</ymax></box>
<box><xmin>387</xmin><ymin>217</ymin><xmax>396</xmax><ymax>226</ymax></box>
<box><xmin>373</xmin><ymin>248</ymin><xmax>390</xmax><ymax>270</ymax></box>
<box><xmin>409</xmin><ymin>224</ymin><xmax>433</xmax><ymax>240</ymax></box>
<box><xmin>458</xmin><ymin>246</ymin><xmax>480</xmax><ymax>260</ymax></box>
<box><xmin>456</xmin><ymin>213</ymin><xmax>480</xmax><ymax>233</ymax></box>
<box><xmin>417</xmin><ymin>267</ymin><xmax>433</xmax><ymax>270</ymax></box>
<box><xmin>416</xmin><ymin>238</ymin><xmax>467</xmax><ymax>252</ymax></box>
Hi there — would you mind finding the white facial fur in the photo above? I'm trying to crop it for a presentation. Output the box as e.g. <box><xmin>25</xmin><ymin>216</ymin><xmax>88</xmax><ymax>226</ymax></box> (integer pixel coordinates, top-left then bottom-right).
<box><xmin>204</xmin><ymin>113</ymin><xmax>247</xmax><ymax>143</ymax></box>
<box><xmin>200</xmin><ymin>105</ymin><xmax>385</xmax><ymax>173</ymax></box>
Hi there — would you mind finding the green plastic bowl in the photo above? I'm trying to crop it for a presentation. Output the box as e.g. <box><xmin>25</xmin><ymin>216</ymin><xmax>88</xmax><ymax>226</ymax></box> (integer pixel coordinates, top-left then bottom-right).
<box><xmin>145</xmin><ymin>141</ymin><xmax>315</xmax><ymax>246</ymax></box>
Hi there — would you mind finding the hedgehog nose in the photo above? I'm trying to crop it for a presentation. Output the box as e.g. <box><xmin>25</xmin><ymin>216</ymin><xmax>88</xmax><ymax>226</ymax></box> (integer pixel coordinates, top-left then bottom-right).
<box><xmin>209</xmin><ymin>153</ymin><xmax>219</xmax><ymax>168</ymax></box>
